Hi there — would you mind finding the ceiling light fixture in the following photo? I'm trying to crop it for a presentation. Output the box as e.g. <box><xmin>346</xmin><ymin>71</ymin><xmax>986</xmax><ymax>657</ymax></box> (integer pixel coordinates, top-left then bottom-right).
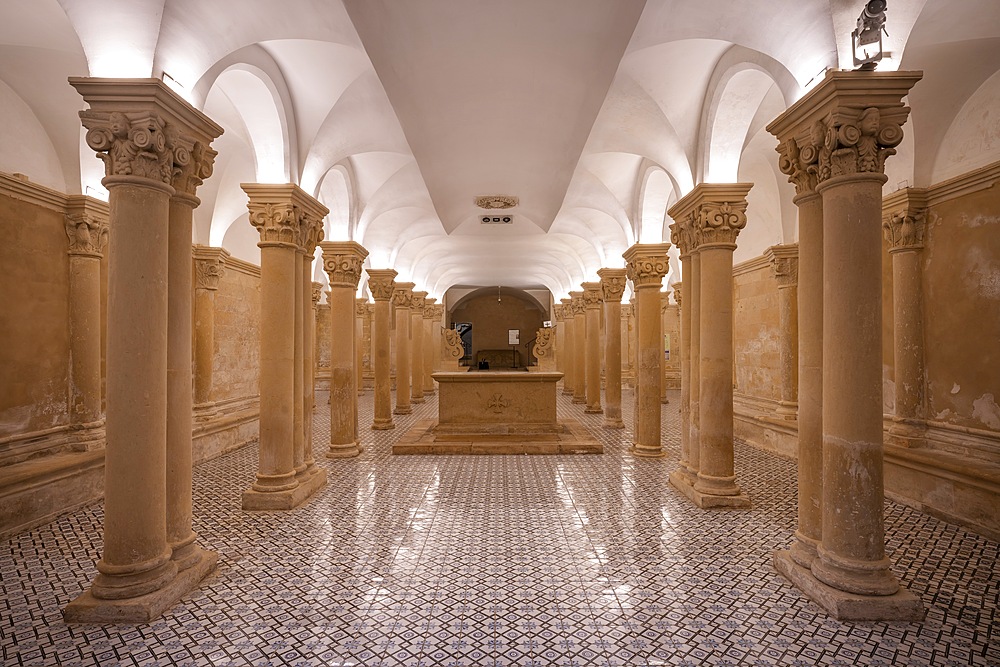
<box><xmin>852</xmin><ymin>0</ymin><xmax>888</xmax><ymax>70</ymax></box>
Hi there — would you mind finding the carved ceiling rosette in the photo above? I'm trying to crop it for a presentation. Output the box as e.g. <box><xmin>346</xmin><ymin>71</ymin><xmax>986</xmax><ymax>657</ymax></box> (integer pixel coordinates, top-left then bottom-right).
<box><xmin>80</xmin><ymin>110</ymin><xmax>174</xmax><ymax>185</ymax></box>
<box><xmin>64</xmin><ymin>212</ymin><xmax>109</xmax><ymax>258</ymax></box>
<box><xmin>365</xmin><ymin>269</ymin><xmax>397</xmax><ymax>301</ymax></box>
<box><xmin>597</xmin><ymin>268</ymin><xmax>627</xmax><ymax>303</ymax></box>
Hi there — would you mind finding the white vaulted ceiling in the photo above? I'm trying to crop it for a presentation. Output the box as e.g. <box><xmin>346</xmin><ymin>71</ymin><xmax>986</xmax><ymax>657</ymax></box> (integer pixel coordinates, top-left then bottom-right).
<box><xmin>2</xmin><ymin>0</ymin><xmax>999</xmax><ymax>298</ymax></box>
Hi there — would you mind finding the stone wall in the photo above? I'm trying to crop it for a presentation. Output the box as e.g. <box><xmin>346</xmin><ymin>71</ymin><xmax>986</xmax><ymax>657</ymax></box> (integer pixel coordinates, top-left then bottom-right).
<box><xmin>450</xmin><ymin>293</ymin><xmax>545</xmax><ymax>366</ymax></box>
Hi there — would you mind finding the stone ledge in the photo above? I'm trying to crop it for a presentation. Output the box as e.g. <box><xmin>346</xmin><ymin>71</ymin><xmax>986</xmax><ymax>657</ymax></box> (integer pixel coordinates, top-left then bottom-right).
<box><xmin>241</xmin><ymin>468</ymin><xmax>327</xmax><ymax>511</ymax></box>
<box><xmin>774</xmin><ymin>550</ymin><xmax>924</xmax><ymax>622</ymax></box>
<box><xmin>669</xmin><ymin>471</ymin><xmax>751</xmax><ymax>509</ymax></box>
<box><xmin>393</xmin><ymin>419</ymin><xmax>602</xmax><ymax>455</ymax></box>
<box><xmin>64</xmin><ymin>548</ymin><xmax>217</xmax><ymax>624</ymax></box>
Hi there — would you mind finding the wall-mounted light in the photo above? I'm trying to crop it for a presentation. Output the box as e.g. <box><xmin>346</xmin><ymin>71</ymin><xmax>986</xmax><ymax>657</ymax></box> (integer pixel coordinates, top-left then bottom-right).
<box><xmin>852</xmin><ymin>0</ymin><xmax>888</xmax><ymax>70</ymax></box>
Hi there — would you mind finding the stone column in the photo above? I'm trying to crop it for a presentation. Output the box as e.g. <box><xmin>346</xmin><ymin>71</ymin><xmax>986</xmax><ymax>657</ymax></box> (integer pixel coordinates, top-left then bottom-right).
<box><xmin>669</xmin><ymin>216</ymin><xmax>696</xmax><ymax>485</ymax></box>
<box><xmin>410</xmin><ymin>291</ymin><xmax>427</xmax><ymax>404</ymax></box>
<box><xmin>423</xmin><ymin>298</ymin><xmax>438</xmax><ymax>394</ymax></box>
<box><xmin>192</xmin><ymin>246</ymin><xmax>228</xmax><ymax>420</ymax></box>
<box><xmin>623</xmin><ymin>244</ymin><xmax>671</xmax><ymax>457</ymax></box>
<box><xmin>64</xmin><ymin>197</ymin><xmax>109</xmax><ymax>450</ymax></box>
<box><xmin>367</xmin><ymin>270</ymin><xmax>397</xmax><ymax>429</ymax></box>
<box><xmin>883</xmin><ymin>189</ymin><xmax>928</xmax><ymax>447</ymax></box>
<box><xmin>310</xmin><ymin>281</ymin><xmax>322</xmax><ymax>419</ymax></box>
<box><xmin>581</xmin><ymin>282</ymin><xmax>604</xmax><ymax>414</ymax></box>
<box><xmin>298</xmin><ymin>224</ymin><xmax>324</xmax><ymax>478</ymax></box>
<box><xmin>559</xmin><ymin>300</ymin><xmax>575</xmax><ymax>395</ymax></box>
<box><xmin>766</xmin><ymin>244</ymin><xmax>800</xmax><ymax>420</ymax></box>
<box><xmin>668</xmin><ymin>184</ymin><xmax>752</xmax><ymax>508</ymax></box>
<box><xmin>356</xmin><ymin>299</ymin><xmax>368</xmax><ymax>395</ymax></box>
<box><xmin>621</xmin><ymin>303</ymin><xmax>634</xmax><ymax>388</ymax></box>
<box><xmin>553</xmin><ymin>304</ymin><xmax>566</xmax><ymax>376</ymax></box>
<box><xmin>241</xmin><ymin>184</ymin><xmax>327</xmax><ymax>511</ymax></box>
<box><xmin>598</xmin><ymin>269</ymin><xmax>627</xmax><ymax>428</ymax></box>
<box><xmin>165</xmin><ymin>128</ymin><xmax>221</xmax><ymax>577</ymax></box>
<box><xmin>660</xmin><ymin>291</ymin><xmax>670</xmax><ymax>404</ymax></box>
<box><xmin>392</xmin><ymin>283</ymin><xmax>414</xmax><ymax>415</ymax></box>
<box><xmin>65</xmin><ymin>78</ymin><xmax>221</xmax><ymax>623</ymax></box>
<box><xmin>570</xmin><ymin>292</ymin><xmax>587</xmax><ymax>404</ymax></box>
<box><xmin>321</xmin><ymin>242</ymin><xmax>368</xmax><ymax>457</ymax></box>
<box><xmin>768</xmin><ymin>70</ymin><xmax>923</xmax><ymax>621</ymax></box>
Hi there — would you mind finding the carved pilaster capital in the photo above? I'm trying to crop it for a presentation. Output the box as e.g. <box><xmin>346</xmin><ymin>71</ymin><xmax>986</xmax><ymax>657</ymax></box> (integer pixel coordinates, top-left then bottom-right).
<box><xmin>410</xmin><ymin>291</ymin><xmax>428</xmax><ymax>315</ymax></box>
<box><xmin>668</xmin><ymin>184</ymin><xmax>752</xmax><ymax>250</ymax></box>
<box><xmin>534</xmin><ymin>327</ymin><xmax>555</xmax><ymax>358</ymax></box>
<box><xmin>392</xmin><ymin>282</ymin><xmax>415</xmax><ymax>309</ymax></box>
<box><xmin>64</xmin><ymin>197</ymin><xmax>109</xmax><ymax>258</ymax></box>
<box><xmin>765</xmin><ymin>244</ymin><xmax>799</xmax><ymax>288</ymax></box>
<box><xmin>365</xmin><ymin>268</ymin><xmax>397</xmax><ymax>301</ymax></box>
<box><xmin>79</xmin><ymin>109</ymin><xmax>173</xmax><ymax>184</ymax></box>
<box><xmin>320</xmin><ymin>241</ymin><xmax>368</xmax><ymax>288</ymax></box>
<box><xmin>242</xmin><ymin>183</ymin><xmax>329</xmax><ymax>249</ymax></box>
<box><xmin>422</xmin><ymin>298</ymin><xmax>438</xmax><ymax>320</ymax></box>
<box><xmin>816</xmin><ymin>106</ymin><xmax>908</xmax><ymax>183</ymax></box>
<box><xmin>597</xmin><ymin>268</ymin><xmax>628</xmax><ymax>303</ymax></box>
<box><xmin>192</xmin><ymin>245</ymin><xmax>230</xmax><ymax>291</ymax></box>
<box><xmin>882</xmin><ymin>188</ymin><xmax>929</xmax><ymax>253</ymax></box>
<box><xmin>672</xmin><ymin>284</ymin><xmax>682</xmax><ymax>308</ymax></box>
<box><xmin>443</xmin><ymin>328</ymin><xmax>464</xmax><ymax>359</ymax></box>
<box><xmin>621</xmin><ymin>304</ymin><xmax>634</xmax><ymax>318</ymax></box>
<box><xmin>581</xmin><ymin>282</ymin><xmax>603</xmax><ymax>310</ymax></box>
<box><xmin>668</xmin><ymin>217</ymin><xmax>697</xmax><ymax>257</ymax></box>
<box><xmin>298</xmin><ymin>211</ymin><xmax>325</xmax><ymax>254</ymax></box>
<box><xmin>568</xmin><ymin>292</ymin><xmax>585</xmax><ymax>316</ymax></box>
<box><xmin>312</xmin><ymin>281</ymin><xmax>324</xmax><ymax>305</ymax></box>
<box><xmin>623</xmin><ymin>243</ymin><xmax>671</xmax><ymax>289</ymax></box>
<box><xmin>355</xmin><ymin>298</ymin><xmax>369</xmax><ymax>317</ymax></box>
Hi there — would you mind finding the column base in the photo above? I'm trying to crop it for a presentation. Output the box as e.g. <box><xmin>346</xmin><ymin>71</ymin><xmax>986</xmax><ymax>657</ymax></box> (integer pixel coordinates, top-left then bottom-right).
<box><xmin>774</xmin><ymin>550</ymin><xmax>924</xmax><ymax>621</ymax></box>
<box><xmin>584</xmin><ymin>405</ymin><xmax>603</xmax><ymax>414</ymax></box>
<box><xmin>630</xmin><ymin>443</ymin><xmax>665</xmax><ymax>458</ymax></box>
<box><xmin>412</xmin><ymin>396</ymin><xmax>425</xmax><ymax>404</ymax></box>
<box><xmin>562</xmin><ymin>387</ymin><xmax>574</xmax><ymax>396</ymax></box>
<box><xmin>571</xmin><ymin>397</ymin><xmax>586</xmax><ymax>405</ymax></box>
<box><xmin>328</xmin><ymin>442</ymin><xmax>363</xmax><ymax>458</ymax></box>
<box><xmin>394</xmin><ymin>406</ymin><xmax>412</xmax><ymax>415</ymax></box>
<box><xmin>241</xmin><ymin>468</ymin><xmax>327</xmax><ymax>511</ymax></box>
<box><xmin>603</xmin><ymin>418</ymin><xmax>624</xmax><ymax>429</ymax></box>
<box><xmin>670</xmin><ymin>472</ymin><xmax>751</xmax><ymax>509</ymax></box>
<box><xmin>372</xmin><ymin>419</ymin><xmax>395</xmax><ymax>430</ymax></box>
<box><xmin>668</xmin><ymin>468</ymin><xmax>696</xmax><ymax>489</ymax></box>
<box><xmin>64</xmin><ymin>548</ymin><xmax>217</xmax><ymax>624</ymax></box>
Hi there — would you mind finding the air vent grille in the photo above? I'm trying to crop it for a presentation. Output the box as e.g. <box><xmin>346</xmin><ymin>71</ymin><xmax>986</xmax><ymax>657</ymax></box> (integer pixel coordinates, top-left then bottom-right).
<box><xmin>481</xmin><ymin>215</ymin><xmax>513</xmax><ymax>224</ymax></box>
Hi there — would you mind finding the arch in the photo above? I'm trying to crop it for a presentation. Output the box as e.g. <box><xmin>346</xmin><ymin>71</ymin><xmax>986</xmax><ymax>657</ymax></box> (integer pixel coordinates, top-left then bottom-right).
<box><xmin>698</xmin><ymin>46</ymin><xmax>799</xmax><ymax>185</ymax></box>
<box><xmin>931</xmin><ymin>64</ymin><xmax>1000</xmax><ymax>184</ymax></box>
<box><xmin>448</xmin><ymin>286</ymin><xmax>549</xmax><ymax>315</ymax></box>
<box><xmin>317</xmin><ymin>160</ymin><xmax>358</xmax><ymax>242</ymax></box>
<box><xmin>0</xmin><ymin>77</ymin><xmax>66</xmax><ymax>192</ymax></box>
<box><xmin>635</xmin><ymin>165</ymin><xmax>674</xmax><ymax>243</ymax></box>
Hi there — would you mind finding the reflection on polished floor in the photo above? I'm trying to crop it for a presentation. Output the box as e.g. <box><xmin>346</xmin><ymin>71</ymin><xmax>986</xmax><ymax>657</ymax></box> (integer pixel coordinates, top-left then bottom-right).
<box><xmin>2</xmin><ymin>389</ymin><xmax>997</xmax><ymax>666</ymax></box>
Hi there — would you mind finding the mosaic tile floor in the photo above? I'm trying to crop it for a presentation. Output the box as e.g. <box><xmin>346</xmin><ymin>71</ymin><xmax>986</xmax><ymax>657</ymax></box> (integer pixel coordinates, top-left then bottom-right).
<box><xmin>2</xmin><ymin>388</ymin><xmax>998</xmax><ymax>666</ymax></box>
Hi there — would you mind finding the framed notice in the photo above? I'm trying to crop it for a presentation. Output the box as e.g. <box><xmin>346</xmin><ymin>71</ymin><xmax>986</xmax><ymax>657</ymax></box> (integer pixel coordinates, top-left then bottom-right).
<box><xmin>508</xmin><ymin>329</ymin><xmax>520</xmax><ymax>345</ymax></box>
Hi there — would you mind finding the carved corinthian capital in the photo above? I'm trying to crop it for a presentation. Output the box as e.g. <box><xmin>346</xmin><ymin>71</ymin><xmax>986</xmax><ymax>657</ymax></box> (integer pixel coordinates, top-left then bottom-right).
<box><xmin>366</xmin><ymin>269</ymin><xmax>397</xmax><ymax>301</ymax></box>
<box><xmin>882</xmin><ymin>188</ymin><xmax>929</xmax><ymax>253</ymax></box>
<box><xmin>410</xmin><ymin>291</ymin><xmax>428</xmax><ymax>315</ymax></box>
<box><xmin>312</xmin><ymin>282</ymin><xmax>324</xmax><ymax>305</ymax></box>
<box><xmin>192</xmin><ymin>245</ymin><xmax>230</xmax><ymax>291</ymax></box>
<box><xmin>668</xmin><ymin>216</ymin><xmax>696</xmax><ymax>257</ymax></box>
<box><xmin>597</xmin><ymin>268</ymin><xmax>628</xmax><ymax>303</ymax></box>
<box><xmin>569</xmin><ymin>292</ymin><xmax>585</xmax><ymax>316</ymax></box>
<box><xmin>392</xmin><ymin>282</ymin><xmax>415</xmax><ymax>309</ymax></box>
<box><xmin>167</xmin><ymin>126</ymin><xmax>217</xmax><ymax>198</ymax></box>
<box><xmin>764</xmin><ymin>244</ymin><xmax>799</xmax><ymax>288</ymax></box>
<box><xmin>248</xmin><ymin>201</ymin><xmax>297</xmax><ymax>246</ymax></box>
<box><xmin>355</xmin><ymin>298</ymin><xmax>369</xmax><ymax>317</ymax></box>
<box><xmin>581</xmin><ymin>282</ymin><xmax>603</xmax><ymax>309</ymax></box>
<box><xmin>64</xmin><ymin>198</ymin><xmax>109</xmax><ymax>258</ymax></box>
<box><xmin>668</xmin><ymin>183</ymin><xmax>753</xmax><ymax>250</ymax></box>
<box><xmin>80</xmin><ymin>110</ymin><xmax>174</xmax><ymax>184</ymax></box>
<box><xmin>320</xmin><ymin>241</ymin><xmax>369</xmax><ymax>289</ymax></box>
<box><xmin>623</xmin><ymin>243</ymin><xmax>671</xmax><ymax>289</ymax></box>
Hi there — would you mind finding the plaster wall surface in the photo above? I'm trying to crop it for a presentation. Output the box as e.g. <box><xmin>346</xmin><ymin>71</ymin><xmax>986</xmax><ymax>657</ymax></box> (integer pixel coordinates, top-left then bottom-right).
<box><xmin>212</xmin><ymin>259</ymin><xmax>261</xmax><ymax>404</ymax></box>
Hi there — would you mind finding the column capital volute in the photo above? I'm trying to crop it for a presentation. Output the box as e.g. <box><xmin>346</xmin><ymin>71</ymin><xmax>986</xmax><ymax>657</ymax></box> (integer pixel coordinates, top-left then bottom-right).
<box><xmin>668</xmin><ymin>183</ymin><xmax>753</xmax><ymax>249</ymax></box>
<box><xmin>621</xmin><ymin>303</ymin><xmax>634</xmax><ymax>318</ymax></box>
<box><xmin>64</xmin><ymin>195</ymin><xmax>109</xmax><ymax>258</ymax></box>
<box><xmin>623</xmin><ymin>243</ymin><xmax>671</xmax><ymax>289</ymax></box>
<box><xmin>320</xmin><ymin>240</ymin><xmax>368</xmax><ymax>288</ymax></box>
<box><xmin>668</xmin><ymin>216</ymin><xmax>697</xmax><ymax>258</ymax></box>
<box><xmin>660</xmin><ymin>290</ymin><xmax>672</xmax><ymax>312</ymax></box>
<box><xmin>192</xmin><ymin>244</ymin><xmax>230</xmax><ymax>290</ymax></box>
<box><xmin>365</xmin><ymin>268</ymin><xmax>397</xmax><ymax>301</ymax></box>
<box><xmin>672</xmin><ymin>284</ymin><xmax>683</xmax><ymax>308</ymax></box>
<box><xmin>568</xmin><ymin>291</ymin><xmax>586</xmax><ymax>316</ymax></box>
<box><xmin>423</xmin><ymin>298</ymin><xmax>438</xmax><ymax>318</ymax></box>
<box><xmin>766</xmin><ymin>70</ymin><xmax>922</xmax><ymax>192</ymax></box>
<box><xmin>581</xmin><ymin>282</ymin><xmax>603</xmax><ymax>310</ymax></box>
<box><xmin>70</xmin><ymin>77</ymin><xmax>223</xmax><ymax>194</ymax></box>
<box><xmin>551</xmin><ymin>303</ymin><xmax>564</xmax><ymax>321</ymax></box>
<box><xmin>882</xmin><ymin>187</ymin><xmax>929</xmax><ymax>253</ymax></box>
<box><xmin>597</xmin><ymin>268</ymin><xmax>628</xmax><ymax>303</ymax></box>
<box><xmin>392</xmin><ymin>282</ymin><xmax>416</xmax><ymax>309</ymax></box>
<box><xmin>764</xmin><ymin>243</ymin><xmax>799</xmax><ymax>288</ymax></box>
<box><xmin>411</xmin><ymin>291</ymin><xmax>428</xmax><ymax>314</ymax></box>
<box><xmin>355</xmin><ymin>297</ymin><xmax>370</xmax><ymax>317</ymax></box>
<box><xmin>242</xmin><ymin>183</ymin><xmax>330</xmax><ymax>250</ymax></box>
<box><xmin>311</xmin><ymin>281</ymin><xmax>324</xmax><ymax>305</ymax></box>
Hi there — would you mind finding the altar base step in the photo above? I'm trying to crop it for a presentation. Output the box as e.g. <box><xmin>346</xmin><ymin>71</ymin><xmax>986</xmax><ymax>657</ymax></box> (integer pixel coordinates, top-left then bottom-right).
<box><xmin>393</xmin><ymin>419</ymin><xmax>603</xmax><ymax>455</ymax></box>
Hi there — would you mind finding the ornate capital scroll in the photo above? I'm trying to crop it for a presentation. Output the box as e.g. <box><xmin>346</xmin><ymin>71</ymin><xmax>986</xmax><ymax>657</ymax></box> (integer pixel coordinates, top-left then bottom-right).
<box><xmin>248</xmin><ymin>201</ymin><xmax>298</xmax><ymax>246</ymax></box>
<box><xmin>621</xmin><ymin>304</ymin><xmax>634</xmax><ymax>319</ymax></box>
<box><xmin>392</xmin><ymin>282</ymin><xmax>415</xmax><ymax>309</ymax></box>
<box><xmin>765</xmin><ymin>244</ymin><xmax>799</xmax><ymax>289</ymax></box>
<box><xmin>320</xmin><ymin>241</ymin><xmax>368</xmax><ymax>289</ymax></box>
<box><xmin>443</xmin><ymin>328</ymin><xmax>464</xmax><ymax>360</ymax></box>
<box><xmin>581</xmin><ymin>282</ymin><xmax>603</xmax><ymax>310</ymax></box>
<box><xmin>667</xmin><ymin>184</ymin><xmax>752</xmax><ymax>250</ymax></box>
<box><xmin>192</xmin><ymin>245</ymin><xmax>230</xmax><ymax>291</ymax></box>
<box><xmin>623</xmin><ymin>243</ymin><xmax>672</xmax><ymax>289</ymax></box>
<box><xmin>816</xmin><ymin>106</ymin><xmax>906</xmax><ymax>182</ymax></box>
<box><xmin>597</xmin><ymin>268</ymin><xmax>628</xmax><ymax>303</ymax></box>
<box><xmin>410</xmin><ymin>291</ymin><xmax>428</xmax><ymax>315</ymax></box>
<box><xmin>534</xmin><ymin>327</ymin><xmax>554</xmax><ymax>359</ymax></box>
<box><xmin>64</xmin><ymin>202</ymin><xmax>109</xmax><ymax>258</ymax></box>
<box><xmin>366</xmin><ymin>269</ymin><xmax>397</xmax><ymax>301</ymax></box>
<box><xmin>672</xmin><ymin>284</ymin><xmax>682</xmax><ymax>309</ymax></box>
<box><xmin>882</xmin><ymin>188</ymin><xmax>929</xmax><ymax>253</ymax></box>
<box><xmin>312</xmin><ymin>282</ymin><xmax>324</xmax><ymax>305</ymax></box>
<box><xmin>668</xmin><ymin>216</ymin><xmax>697</xmax><ymax>257</ymax></box>
<box><xmin>568</xmin><ymin>292</ymin><xmax>585</xmax><ymax>316</ymax></box>
<box><xmin>167</xmin><ymin>126</ymin><xmax>217</xmax><ymax>198</ymax></box>
<box><xmin>242</xmin><ymin>183</ymin><xmax>329</xmax><ymax>250</ymax></box>
<box><xmin>423</xmin><ymin>298</ymin><xmax>438</xmax><ymax>319</ymax></box>
<box><xmin>299</xmin><ymin>212</ymin><xmax>325</xmax><ymax>255</ymax></box>
<box><xmin>79</xmin><ymin>110</ymin><xmax>173</xmax><ymax>184</ymax></box>
<box><xmin>356</xmin><ymin>298</ymin><xmax>369</xmax><ymax>317</ymax></box>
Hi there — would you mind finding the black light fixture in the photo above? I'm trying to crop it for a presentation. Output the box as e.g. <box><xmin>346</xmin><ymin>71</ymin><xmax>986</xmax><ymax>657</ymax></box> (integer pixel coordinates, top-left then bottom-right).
<box><xmin>852</xmin><ymin>0</ymin><xmax>888</xmax><ymax>70</ymax></box>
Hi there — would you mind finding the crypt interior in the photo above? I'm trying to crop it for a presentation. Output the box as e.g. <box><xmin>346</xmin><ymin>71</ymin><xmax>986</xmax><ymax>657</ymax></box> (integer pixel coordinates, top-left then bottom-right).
<box><xmin>1</xmin><ymin>0</ymin><xmax>999</xmax><ymax>665</ymax></box>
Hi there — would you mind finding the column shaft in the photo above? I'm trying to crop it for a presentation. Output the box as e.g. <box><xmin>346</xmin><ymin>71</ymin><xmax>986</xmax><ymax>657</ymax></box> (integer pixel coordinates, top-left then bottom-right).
<box><xmin>678</xmin><ymin>264</ymin><xmax>692</xmax><ymax>479</ymax></box>
<box><xmin>410</xmin><ymin>293</ymin><xmax>426</xmax><ymax>404</ymax></box>
<box><xmin>193</xmin><ymin>288</ymin><xmax>215</xmax><ymax>409</ymax></box>
<box><xmin>688</xmin><ymin>252</ymin><xmax>702</xmax><ymax>476</ymax></box>
<box><xmin>368</xmin><ymin>270</ymin><xmax>397</xmax><ymax>429</ymax></box>
<box><xmin>572</xmin><ymin>297</ymin><xmax>586</xmax><ymax>404</ymax></box>
<box><xmin>292</xmin><ymin>251</ymin><xmax>306</xmax><ymax>477</ymax></box>
<box><xmin>393</xmin><ymin>283</ymin><xmax>414</xmax><ymax>415</ymax></box>
<box><xmin>561</xmin><ymin>304</ymin><xmax>575</xmax><ymax>395</ymax></box>
<box><xmin>598</xmin><ymin>269</ymin><xmax>626</xmax><ymax>428</ymax></box>
<box><xmin>329</xmin><ymin>287</ymin><xmax>359</xmax><ymax>452</ymax></box>
<box><xmin>582</xmin><ymin>283</ymin><xmax>603</xmax><ymax>414</ymax></box>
